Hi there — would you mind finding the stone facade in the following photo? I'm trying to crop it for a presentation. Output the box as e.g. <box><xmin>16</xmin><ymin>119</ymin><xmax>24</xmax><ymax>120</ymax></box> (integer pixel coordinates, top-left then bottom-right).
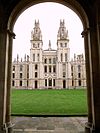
<box><xmin>12</xmin><ymin>20</ymin><xmax>86</xmax><ymax>89</ymax></box>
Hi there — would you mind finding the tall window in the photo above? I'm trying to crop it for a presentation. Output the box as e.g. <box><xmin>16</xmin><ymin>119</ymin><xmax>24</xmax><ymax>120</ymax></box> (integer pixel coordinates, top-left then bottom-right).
<box><xmin>65</xmin><ymin>43</ymin><xmax>67</xmax><ymax>47</ymax></box>
<box><xmin>49</xmin><ymin>58</ymin><xmax>51</xmax><ymax>64</ymax></box>
<box><xmin>49</xmin><ymin>66</ymin><xmax>51</xmax><ymax>73</ymax></box>
<box><xmin>63</xmin><ymin>64</ymin><xmax>66</xmax><ymax>71</ymax></box>
<box><xmin>12</xmin><ymin>80</ymin><xmax>15</xmax><ymax>86</ymax></box>
<box><xmin>53</xmin><ymin>58</ymin><xmax>56</xmax><ymax>64</ymax></box>
<box><xmin>12</xmin><ymin>73</ymin><xmax>15</xmax><ymax>78</ymax></box>
<box><xmin>35</xmin><ymin>64</ymin><xmax>38</xmax><ymax>70</ymax></box>
<box><xmin>53</xmin><ymin>66</ymin><xmax>56</xmax><ymax>73</ymax></box>
<box><xmin>20</xmin><ymin>73</ymin><xmax>22</xmax><ymax>78</ymax></box>
<box><xmin>63</xmin><ymin>72</ymin><xmax>66</xmax><ymax>77</ymax></box>
<box><xmin>78</xmin><ymin>65</ymin><xmax>81</xmax><ymax>71</ymax></box>
<box><xmin>33</xmin><ymin>54</ymin><xmax>35</xmax><ymax>61</ymax></box>
<box><xmin>65</xmin><ymin>53</ymin><xmax>67</xmax><ymax>62</ymax></box>
<box><xmin>49</xmin><ymin>79</ymin><xmax>52</xmax><ymax>86</ymax></box>
<box><xmin>13</xmin><ymin>66</ymin><xmax>15</xmax><ymax>71</ymax></box>
<box><xmin>78</xmin><ymin>73</ymin><xmax>81</xmax><ymax>78</ymax></box>
<box><xmin>79</xmin><ymin>80</ymin><xmax>81</xmax><ymax>86</ymax></box>
<box><xmin>20</xmin><ymin>80</ymin><xmax>22</xmax><ymax>86</ymax></box>
<box><xmin>44</xmin><ymin>66</ymin><xmax>47</xmax><ymax>73</ymax></box>
<box><xmin>53</xmin><ymin>79</ymin><xmax>55</xmax><ymax>86</ymax></box>
<box><xmin>61</xmin><ymin>53</ymin><xmax>63</xmax><ymax>62</ymax></box>
<box><xmin>45</xmin><ymin>79</ymin><xmax>47</xmax><ymax>86</ymax></box>
<box><xmin>37</xmin><ymin>54</ymin><xmax>39</xmax><ymax>61</ymax></box>
<box><xmin>60</xmin><ymin>43</ymin><xmax>63</xmax><ymax>47</ymax></box>
<box><xmin>20</xmin><ymin>65</ymin><xmax>23</xmax><ymax>71</ymax></box>
<box><xmin>35</xmin><ymin>72</ymin><xmax>38</xmax><ymax>78</ymax></box>
<box><xmin>44</xmin><ymin>58</ymin><xmax>47</xmax><ymax>64</ymax></box>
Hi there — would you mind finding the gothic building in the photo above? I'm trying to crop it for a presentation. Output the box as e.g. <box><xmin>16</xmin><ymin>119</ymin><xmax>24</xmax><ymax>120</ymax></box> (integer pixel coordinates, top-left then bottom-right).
<box><xmin>12</xmin><ymin>20</ymin><xmax>86</xmax><ymax>89</ymax></box>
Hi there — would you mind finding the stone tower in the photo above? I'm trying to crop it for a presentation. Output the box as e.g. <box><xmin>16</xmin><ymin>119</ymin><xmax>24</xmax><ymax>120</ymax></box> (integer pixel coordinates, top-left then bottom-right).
<box><xmin>56</xmin><ymin>19</ymin><xmax>71</xmax><ymax>88</ymax></box>
<box><xmin>29</xmin><ymin>20</ymin><xmax>43</xmax><ymax>89</ymax></box>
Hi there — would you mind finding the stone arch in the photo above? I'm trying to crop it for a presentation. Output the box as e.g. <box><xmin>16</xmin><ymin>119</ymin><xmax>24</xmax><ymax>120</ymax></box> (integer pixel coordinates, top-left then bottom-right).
<box><xmin>6</xmin><ymin>0</ymin><xmax>91</xmax><ymax>133</ymax></box>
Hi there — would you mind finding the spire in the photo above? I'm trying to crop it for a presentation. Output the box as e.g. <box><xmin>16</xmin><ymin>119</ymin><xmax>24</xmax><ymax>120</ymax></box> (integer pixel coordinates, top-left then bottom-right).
<box><xmin>48</xmin><ymin>40</ymin><xmax>51</xmax><ymax>50</ymax></box>
<box><xmin>24</xmin><ymin>54</ymin><xmax>26</xmax><ymax>61</ymax></box>
<box><xmin>57</xmin><ymin>19</ymin><xmax>69</xmax><ymax>40</ymax></box>
<box><xmin>17</xmin><ymin>54</ymin><xmax>19</xmax><ymax>62</ymax></box>
<box><xmin>31</xmin><ymin>20</ymin><xmax>42</xmax><ymax>41</ymax></box>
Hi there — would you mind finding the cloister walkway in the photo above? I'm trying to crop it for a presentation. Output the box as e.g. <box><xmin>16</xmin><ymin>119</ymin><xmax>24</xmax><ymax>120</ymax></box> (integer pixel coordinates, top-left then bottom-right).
<box><xmin>11</xmin><ymin>116</ymin><xmax>87</xmax><ymax>133</ymax></box>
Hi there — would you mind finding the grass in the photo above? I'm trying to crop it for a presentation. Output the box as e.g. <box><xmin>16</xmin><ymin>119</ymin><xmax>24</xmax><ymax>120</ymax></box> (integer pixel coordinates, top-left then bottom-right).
<box><xmin>11</xmin><ymin>89</ymin><xmax>88</xmax><ymax>115</ymax></box>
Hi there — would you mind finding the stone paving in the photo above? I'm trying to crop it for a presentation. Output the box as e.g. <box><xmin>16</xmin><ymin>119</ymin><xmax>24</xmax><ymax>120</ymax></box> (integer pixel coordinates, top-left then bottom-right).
<box><xmin>11</xmin><ymin>116</ymin><xmax>87</xmax><ymax>133</ymax></box>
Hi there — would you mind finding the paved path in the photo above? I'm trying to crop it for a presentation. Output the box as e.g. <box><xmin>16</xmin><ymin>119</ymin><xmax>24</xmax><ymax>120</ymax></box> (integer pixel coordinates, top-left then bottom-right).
<box><xmin>11</xmin><ymin>117</ymin><xmax>87</xmax><ymax>133</ymax></box>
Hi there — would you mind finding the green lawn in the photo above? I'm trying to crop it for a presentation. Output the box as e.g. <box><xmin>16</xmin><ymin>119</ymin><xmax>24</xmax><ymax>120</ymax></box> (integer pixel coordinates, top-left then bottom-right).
<box><xmin>11</xmin><ymin>89</ymin><xmax>88</xmax><ymax>115</ymax></box>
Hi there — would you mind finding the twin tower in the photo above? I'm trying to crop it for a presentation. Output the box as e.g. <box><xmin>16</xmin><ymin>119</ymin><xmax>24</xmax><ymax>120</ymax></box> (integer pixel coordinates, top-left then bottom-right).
<box><xmin>29</xmin><ymin>19</ymin><xmax>71</xmax><ymax>89</ymax></box>
<box><xmin>12</xmin><ymin>20</ymin><xmax>86</xmax><ymax>89</ymax></box>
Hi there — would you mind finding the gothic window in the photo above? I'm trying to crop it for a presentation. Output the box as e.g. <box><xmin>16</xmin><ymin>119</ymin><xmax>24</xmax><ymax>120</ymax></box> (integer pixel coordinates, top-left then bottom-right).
<box><xmin>49</xmin><ymin>79</ymin><xmax>52</xmax><ymax>86</ymax></box>
<box><xmin>65</xmin><ymin>43</ymin><xmax>67</xmax><ymax>47</ymax></box>
<box><xmin>27</xmin><ymin>65</ymin><xmax>29</xmax><ymax>72</ymax></box>
<box><xmin>13</xmin><ymin>66</ymin><xmax>15</xmax><ymax>71</ymax></box>
<box><xmin>78</xmin><ymin>73</ymin><xmax>81</xmax><ymax>78</ymax></box>
<box><xmin>38</xmin><ymin>43</ymin><xmax>39</xmax><ymax>47</ymax></box>
<box><xmin>63</xmin><ymin>64</ymin><xmax>66</xmax><ymax>71</ymax></box>
<box><xmin>37</xmin><ymin>54</ymin><xmax>39</xmax><ymax>61</ymax></box>
<box><xmin>53</xmin><ymin>66</ymin><xmax>55</xmax><ymax>73</ymax></box>
<box><xmin>20</xmin><ymin>73</ymin><xmax>22</xmax><ymax>78</ymax></box>
<box><xmin>78</xmin><ymin>80</ymin><xmax>81</xmax><ymax>86</ymax></box>
<box><xmin>72</xmin><ymin>80</ymin><xmax>74</xmax><ymax>86</ymax></box>
<box><xmin>20</xmin><ymin>80</ymin><xmax>22</xmax><ymax>86</ymax></box>
<box><xmin>53</xmin><ymin>79</ymin><xmax>55</xmax><ymax>86</ymax></box>
<box><xmin>27</xmin><ymin>73</ymin><xmax>29</xmax><ymax>78</ymax></box>
<box><xmin>60</xmin><ymin>43</ymin><xmax>63</xmax><ymax>47</ymax></box>
<box><xmin>35</xmin><ymin>64</ymin><xmax>38</xmax><ymax>70</ymax></box>
<box><xmin>33</xmin><ymin>43</ymin><xmax>35</xmax><ymax>48</ymax></box>
<box><xmin>49</xmin><ymin>66</ymin><xmax>52</xmax><ymax>73</ymax></box>
<box><xmin>44</xmin><ymin>58</ymin><xmax>47</xmax><ymax>64</ymax></box>
<box><xmin>63</xmin><ymin>72</ymin><xmax>66</xmax><ymax>77</ymax></box>
<box><xmin>35</xmin><ymin>72</ymin><xmax>38</xmax><ymax>78</ymax></box>
<box><xmin>65</xmin><ymin>53</ymin><xmax>67</xmax><ymax>62</ymax></box>
<box><xmin>61</xmin><ymin>53</ymin><xmax>63</xmax><ymax>62</ymax></box>
<box><xmin>45</xmin><ymin>79</ymin><xmax>47</xmax><ymax>86</ymax></box>
<box><xmin>33</xmin><ymin>54</ymin><xmax>35</xmax><ymax>61</ymax></box>
<box><xmin>71</xmin><ymin>66</ymin><xmax>73</xmax><ymax>71</ymax></box>
<box><xmin>12</xmin><ymin>80</ymin><xmax>15</xmax><ymax>86</ymax></box>
<box><xmin>78</xmin><ymin>65</ymin><xmax>81</xmax><ymax>71</ymax></box>
<box><xmin>12</xmin><ymin>73</ymin><xmax>15</xmax><ymax>78</ymax></box>
<box><xmin>20</xmin><ymin>65</ymin><xmax>23</xmax><ymax>71</ymax></box>
<box><xmin>44</xmin><ymin>66</ymin><xmax>47</xmax><ymax>73</ymax></box>
<box><xmin>53</xmin><ymin>58</ymin><xmax>56</xmax><ymax>64</ymax></box>
<box><xmin>49</xmin><ymin>58</ymin><xmax>51</xmax><ymax>64</ymax></box>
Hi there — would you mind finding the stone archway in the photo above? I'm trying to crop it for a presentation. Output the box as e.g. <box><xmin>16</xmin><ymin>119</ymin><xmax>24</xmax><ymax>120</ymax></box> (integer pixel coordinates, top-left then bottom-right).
<box><xmin>2</xmin><ymin>0</ymin><xmax>92</xmax><ymax>133</ymax></box>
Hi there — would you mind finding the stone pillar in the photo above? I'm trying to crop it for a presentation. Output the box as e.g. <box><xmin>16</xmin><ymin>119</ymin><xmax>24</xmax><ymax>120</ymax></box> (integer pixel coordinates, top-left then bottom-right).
<box><xmin>90</xmin><ymin>3</ymin><xmax>100</xmax><ymax>132</ymax></box>
<box><xmin>6</xmin><ymin>30</ymin><xmax>15</xmax><ymax>133</ymax></box>
<box><xmin>82</xmin><ymin>28</ymin><xmax>93</xmax><ymax>133</ymax></box>
<box><xmin>0</xmin><ymin>28</ymin><xmax>8</xmax><ymax>132</ymax></box>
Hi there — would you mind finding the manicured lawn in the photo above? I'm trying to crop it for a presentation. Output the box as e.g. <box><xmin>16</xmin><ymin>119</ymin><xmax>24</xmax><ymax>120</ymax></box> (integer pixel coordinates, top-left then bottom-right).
<box><xmin>11</xmin><ymin>89</ymin><xmax>88</xmax><ymax>115</ymax></box>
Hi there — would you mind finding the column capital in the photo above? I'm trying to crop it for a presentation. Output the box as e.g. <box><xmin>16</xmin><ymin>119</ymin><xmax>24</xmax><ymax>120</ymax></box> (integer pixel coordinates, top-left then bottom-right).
<box><xmin>7</xmin><ymin>29</ymin><xmax>16</xmax><ymax>39</ymax></box>
<box><xmin>81</xmin><ymin>28</ymin><xmax>90</xmax><ymax>37</ymax></box>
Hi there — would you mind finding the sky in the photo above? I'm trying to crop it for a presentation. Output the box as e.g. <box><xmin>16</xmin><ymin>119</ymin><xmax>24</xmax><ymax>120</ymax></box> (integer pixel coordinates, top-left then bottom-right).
<box><xmin>13</xmin><ymin>2</ymin><xmax>84</xmax><ymax>60</ymax></box>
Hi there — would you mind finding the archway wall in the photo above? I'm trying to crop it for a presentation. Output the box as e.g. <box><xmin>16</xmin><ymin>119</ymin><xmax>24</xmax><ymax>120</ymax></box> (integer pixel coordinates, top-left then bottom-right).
<box><xmin>0</xmin><ymin>0</ymin><xmax>94</xmax><ymax>133</ymax></box>
<box><xmin>8</xmin><ymin>0</ymin><xmax>89</xmax><ymax>31</ymax></box>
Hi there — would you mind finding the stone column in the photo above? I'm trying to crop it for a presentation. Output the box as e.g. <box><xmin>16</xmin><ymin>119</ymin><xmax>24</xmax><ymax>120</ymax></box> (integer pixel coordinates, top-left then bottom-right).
<box><xmin>82</xmin><ymin>28</ymin><xmax>93</xmax><ymax>133</ymax></box>
<box><xmin>90</xmin><ymin>3</ymin><xmax>100</xmax><ymax>132</ymax></box>
<box><xmin>0</xmin><ymin>28</ymin><xmax>8</xmax><ymax>132</ymax></box>
<box><xmin>6</xmin><ymin>30</ymin><xmax>15</xmax><ymax>133</ymax></box>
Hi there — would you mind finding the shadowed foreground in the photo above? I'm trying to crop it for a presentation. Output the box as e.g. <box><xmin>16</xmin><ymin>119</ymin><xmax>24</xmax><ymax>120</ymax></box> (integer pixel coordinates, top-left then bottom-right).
<box><xmin>12</xmin><ymin>116</ymin><xmax>87</xmax><ymax>133</ymax></box>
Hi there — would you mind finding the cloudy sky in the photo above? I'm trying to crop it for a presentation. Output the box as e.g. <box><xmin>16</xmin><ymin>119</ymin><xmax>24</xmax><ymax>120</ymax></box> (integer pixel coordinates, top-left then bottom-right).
<box><xmin>13</xmin><ymin>2</ymin><xmax>84</xmax><ymax>60</ymax></box>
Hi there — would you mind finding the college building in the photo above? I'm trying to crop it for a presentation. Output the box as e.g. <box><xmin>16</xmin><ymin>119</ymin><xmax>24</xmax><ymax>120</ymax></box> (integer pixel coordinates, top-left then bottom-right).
<box><xmin>12</xmin><ymin>20</ymin><xmax>86</xmax><ymax>89</ymax></box>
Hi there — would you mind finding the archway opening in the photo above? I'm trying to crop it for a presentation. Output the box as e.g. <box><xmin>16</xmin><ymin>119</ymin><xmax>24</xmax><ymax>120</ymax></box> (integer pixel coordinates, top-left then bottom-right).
<box><xmin>11</xmin><ymin>1</ymin><xmax>87</xmax><ymax>116</ymax></box>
